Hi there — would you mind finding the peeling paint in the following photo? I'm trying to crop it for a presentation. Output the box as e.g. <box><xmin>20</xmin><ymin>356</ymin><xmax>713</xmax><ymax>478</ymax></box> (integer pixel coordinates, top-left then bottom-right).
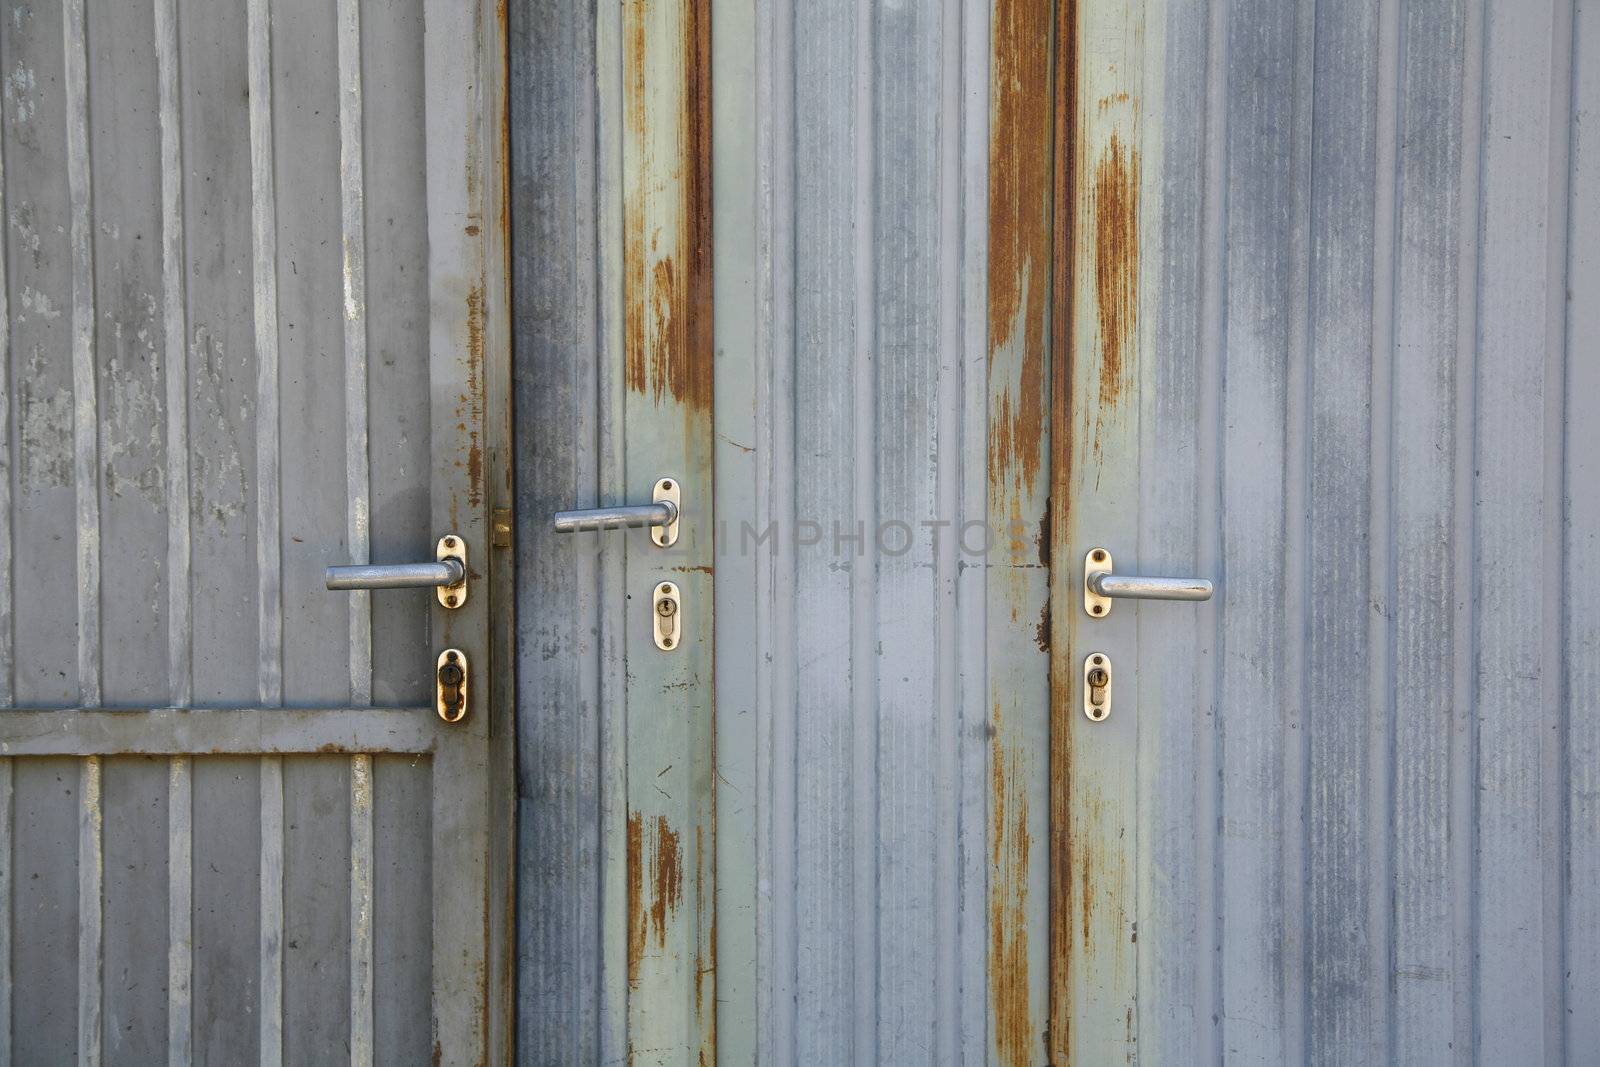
<box><xmin>8</xmin><ymin>201</ymin><xmax>45</xmax><ymax>268</ymax></box>
<box><xmin>188</xmin><ymin>325</ymin><xmax>247</xmax><ymax>526</ymax></box>
<box><xmin>18</xmin><ymin>344</ymin><xmax>72</xmax><ymax>488</ymax></box>
<box><xmin>102</xmin><ymin>290</ymin><xmax>166</xmax><ymax>504</ymax></box>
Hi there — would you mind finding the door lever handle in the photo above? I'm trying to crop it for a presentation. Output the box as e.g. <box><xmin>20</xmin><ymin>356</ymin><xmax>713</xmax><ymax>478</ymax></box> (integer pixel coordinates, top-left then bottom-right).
<box><xmin>1083</xmin><ymin>547</ymin><xmax>1212</xmax><ymax>618</ymax></box>
<box><xmin>552</xmin><ymin>477</ymin><xmax>681</xmax><ymax>547</ymax></box>
<box><xmin>325</xmin><ymin>534</ymin><xmax>469</xmax><ymax>608</ymax></box>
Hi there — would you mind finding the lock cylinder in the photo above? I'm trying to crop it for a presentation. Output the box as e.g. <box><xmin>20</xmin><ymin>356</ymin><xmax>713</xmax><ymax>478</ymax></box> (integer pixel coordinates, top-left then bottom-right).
<box><xmin>436</xmin><ymin>648</ymin><xmax>469</xmax><ymax>723</ymax></box>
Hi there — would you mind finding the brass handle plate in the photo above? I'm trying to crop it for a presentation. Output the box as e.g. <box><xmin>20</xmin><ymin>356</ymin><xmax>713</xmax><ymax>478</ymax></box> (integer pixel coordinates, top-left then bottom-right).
<box><xmin>653</xmin><ymin>582</ymin><xmax>681</xmax><ymax>651</ymax></box>
<box><xmin>436</xmin><ymin>536</ymin><xmax>468</xmax><ymax>609</ymax></box>
<box><xmin>1083</xmin><ymin>652</ymin><xmax>1111</xmax><ymax>722</ymax></box>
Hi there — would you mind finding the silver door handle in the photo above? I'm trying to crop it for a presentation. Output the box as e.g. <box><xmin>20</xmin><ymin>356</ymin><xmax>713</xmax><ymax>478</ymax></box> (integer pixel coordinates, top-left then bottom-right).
<box><xmin>1083</xmin><ymin>547</ymin><xmax>1212</xmax><ymax>617</ymax></box>
<box><xmin>325</xmin><ymin>534</ymin><xmax>469</xmax><ymax>609</ymax></box>
<box><xmin>325</xmin><ymin>559</ymin><xmax>463</xmax><ymax>590</ymax></box>
<box><xmin>552</xmin><ymin>477</ymin><xmax>681</xmax><ymax>547</ymax></box>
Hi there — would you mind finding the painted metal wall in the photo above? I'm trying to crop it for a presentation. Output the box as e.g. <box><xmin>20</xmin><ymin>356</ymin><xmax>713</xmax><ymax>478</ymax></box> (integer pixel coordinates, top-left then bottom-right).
<box><xmin>514</xmin><ymin>0</ymin><xmax>1597</xmax><ymax>1064</ymax></box>
<box><xmin>0</xmin><ymin>0</ymin><xmax>456</xmax><ymax>1060</ymax></box>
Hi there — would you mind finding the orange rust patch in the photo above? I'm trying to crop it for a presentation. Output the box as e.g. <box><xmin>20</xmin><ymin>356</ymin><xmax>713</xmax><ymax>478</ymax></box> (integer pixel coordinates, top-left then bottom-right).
<box><xmin>627</xmin><ymin>811</ymin><xmax>684</xmax><ymax>991</ymax></box>
<box><xmin>621</xmin><ymin>0</ymin><xmax>713</xmax><ymax>413</ymax></box>
<box><xmin>1091</xmin><ymin>134</ymin><xmax>1138</xmax><ymax>407</ymax></box>
<box><xmin>986</xmin><ymin>0</ymin><xmax>1052</xmax><ymax>494</ymax></box>
<box><xmin>990</xmin><ymin>719</ymin><xmax>1035</xmax><ymax>1067</ymax></box>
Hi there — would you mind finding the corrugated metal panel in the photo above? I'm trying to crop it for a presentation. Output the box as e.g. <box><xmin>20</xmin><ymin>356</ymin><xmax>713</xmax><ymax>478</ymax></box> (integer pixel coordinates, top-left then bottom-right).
<box><xmin>0</xmin><ymin>0</ymin><xmax>507</xmax><ymax>1059</ymax></box>
<box><xmin>511</xmin><ymin>0</ymin><xmax>1597</xmax><ymax>1063</ymax></box>
<box><xmin>1110</xmin><ymin>0</ymin><xmax>1589</xmax><ymax>1060</ymax></box>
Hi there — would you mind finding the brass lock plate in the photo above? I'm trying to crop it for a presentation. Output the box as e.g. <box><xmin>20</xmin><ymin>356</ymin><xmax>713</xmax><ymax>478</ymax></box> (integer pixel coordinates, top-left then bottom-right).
<box><xmin>436</xmin><ymin>648</ymin><xmax>469</xmax><ymax>723</ymax></box>
<box><xmin>437</xmin><ymin>535</ymin><xmax>468</xmax><ymax>609</ymax></box>
<box><xmin>1083</xmin><ymin>652</ymin><xmax>1111</xmax><ymax>722</ymax></box>
<box><xmin>651</xmin><ymin>478</ymin><xmax>681</xmax><ymax>548</ymax></box>
<box><xmin>653</xmin><ymin>581</ymin><xmax>681</xmax><ymax>651</ymax></box>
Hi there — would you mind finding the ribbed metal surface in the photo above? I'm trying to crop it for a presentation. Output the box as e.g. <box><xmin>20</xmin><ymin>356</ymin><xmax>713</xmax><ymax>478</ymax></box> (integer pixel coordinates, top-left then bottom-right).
<box><xmin>515</xmin><ymin>0</ymin><xmax>1597</xmax><ymax>1064</ymax></box>
<box><xmin>0</xmin><ymin>0</ymin><xmax>477</xmax><ymax>1059</ymax></box>
<box><xmin>1128</xmin><ymin>0</ymin><xmax>1590</xmax><ymax>1060</ymax></box>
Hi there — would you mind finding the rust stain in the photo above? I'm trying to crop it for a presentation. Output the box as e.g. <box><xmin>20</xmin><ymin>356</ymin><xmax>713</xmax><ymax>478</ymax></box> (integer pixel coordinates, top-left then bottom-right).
<box><xmin>627</xmin><ymin>813</ymin><xmax>643</xmax><ymax>989</ymax></box>
<box><xmin>464</xmin><ymin>285</ymin><xmax>486</xmax><ymax>508</ymax></box>
<box><xmin>1035</xmin><ymin>601</ymin><xmax>1051</xmax><ymax>654</ymax></box>
<box><xmin>1048</xmin><ymin>0</ymin><xmax>1080</xmax><ymax>1059</ymax></box>
<box><xmin>1091</xmin><ymin>133</ymin><xmax>1138</xmax><ymax>408</ymax></box>
<box><xmin>626</xmin><ymin>811</ymin><xmax>684</xmax><ymax>991</ymax></box>
<box><xmin>621</xmin><ymin>0</ymin><xmax>713</xmax><ymax>413</ymax></box>
<box><xmin>986</xmin><ymin>0</ymin><xmax>1054</xmax><ymax>494</ymax></box>
<box><xmin>990</xmin><ymin>714</ymin><xmax>1034</xmax><ymax>1067</ymax></box>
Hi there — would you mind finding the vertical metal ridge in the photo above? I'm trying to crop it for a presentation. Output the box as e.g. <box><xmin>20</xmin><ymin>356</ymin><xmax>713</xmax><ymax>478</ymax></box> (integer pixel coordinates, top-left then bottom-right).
<box><xmin>0</xmin><ymin>758</ymin><xmax>12</xmax><ymax>1065</ymax></box>
<box><xmin>954</xmin><ymin>0</ymin><xmax>989</xmax><ymax>1052</ymax></box>
<box><xmin>338</xmin><ymin>0</ymin><xmax>372</xmax><ymax>707</ymax></box>
<box><xmin>78</xmin><ymin>755</ymin><xmax>103</xmax><ymax>1066</ymax></box>
<box><xmin>167</xmin><ymin>757</ymin><xmax>192</xmax><ymax>1067</ymax></box>
<box><xmin>764</xmin><ymin>0</ymin><xmax>799</xmax><ymax>1055</ymax></box>
<box><xmin>248</xmin><ymin>0</ymin><xmax>283</xmax><ymax>708</ymax></box>
<box><xmin>592</xmin><ymin>0</ymin><xmax>627</xmax><ymax>1056</ymax></box>
<box><xmin>1472</xmin><ymin>0</ymin><xmax>1562</xmax><ymax>1053</ymax></box>
<box><xmin>349</xmin><ymin>754</ymin><xmax>374</xmax><ymax>1067</ymax></box>
<box><xmin>1196</xmin><ymin>0</ymin><xmax>1229</xmax><ymax>1058</ymax></box>
<box><xmin>155</xmin><ymin>0</ymin><xmax>192</xmax><ymax>709</ymax></box>
<box><xmin>850</xmin><ymin>0</ymin><xmax>880</xmax><ymax>1052</ymax></box>
<box><xmin>259</xmin><ymin>756</ymin><xmax>284</xmax><ymax>1066</ymax></box>
<box><xmin>1284</xmin><ymin>0</ymin><xmax>1316</xmax><ymax>1056</ymax></box>
<box><xmin>1370</xmin><ymin>0</ymin><xmax>1403</xmax><ymax>1052</ymax></box>
<box><xmin>752</xmin><ymin>0</ymin><xmax>775</xmax><ymax>1051</ymax></box>
<box><xmin>64</xmin><ymin>0</ymin><xmax>101</xmax><ymax>708</ymax></box>
<box><xmin>932</xmin><ymin>0</ymin><xmax>963</xmax><ymax>1053</ymax></box>
<box><xmin>1562</xmin><ymin>0</ymin><xmax>1600</xmax><ymax>1052</ymax></box>
<box><xmin>1453</xmin><ymin>0</ymin><xmax>1485</xmax><ymax>1053</ymax></box>
<box><xmin>0</xmin><ymin>78</ymin><xmax>12</xmax><ymax>708</ymax></box>
<box><xmin>1541</xmin><ymin>0</ymin><xmax>1577</xmax><ymax>1053</ymax></box>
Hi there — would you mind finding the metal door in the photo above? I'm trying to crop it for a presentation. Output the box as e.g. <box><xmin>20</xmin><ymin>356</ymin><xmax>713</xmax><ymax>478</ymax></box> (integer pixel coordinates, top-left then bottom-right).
<box><xmin>1051</xmin><ymin>0</ymin><xmax>1596</xmax><ymax>1063</ymax></box>
<box><xmin>0</xmin><ymin>1</ymin><xmax>511</xmax><ymax>1062</ymax></box>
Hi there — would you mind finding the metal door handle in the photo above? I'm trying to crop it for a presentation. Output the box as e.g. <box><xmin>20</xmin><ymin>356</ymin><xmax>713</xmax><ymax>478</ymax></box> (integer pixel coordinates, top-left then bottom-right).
<box><xmin>325</xmin><ymin>535</ymin><xmax>469</xmax><ymax>608</ymax></box>
<box><xmin>1083</xmin><ymin>547</ymin><xmax>1212</xmax><ymax>617</ymax></box>
<box><xmin>552</xmin><ymin>477</ymin><xmax>681</xmax><ymax>547</ymax></box>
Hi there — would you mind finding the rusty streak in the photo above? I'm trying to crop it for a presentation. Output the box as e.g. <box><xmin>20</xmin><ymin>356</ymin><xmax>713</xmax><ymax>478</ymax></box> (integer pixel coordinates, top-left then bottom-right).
<box><xmin>1092</xmin><ymin>133</ymin><xmax>1138</xmax><ymax>409</ymax></box>
<box><xmin>622</xmin><ymin>0</ymin><xmax>713</xmax><ymax>413</ymax></box>
<box><xmin>986</xmin><ymin>0</ymin><xmax>1053</xmax><ymax>496</ymax></box>
<box><xmin>991</xmin><ymin>715</ymin><xmax>1036</xmax><ymax>1067</ymax></box>
<box><xmin>1048</xmin><ymin>0</ymin><xmax>1079</xmax><ymax>1059</ymax></box>
<box><xmin>626</xmin><ymin>811</ymin><xmax>684</xmax><ymax>991</ymax></box>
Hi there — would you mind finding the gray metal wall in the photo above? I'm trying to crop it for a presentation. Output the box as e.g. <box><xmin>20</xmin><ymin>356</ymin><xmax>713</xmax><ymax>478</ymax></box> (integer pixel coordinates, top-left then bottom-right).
<box><xmin>511</xmin><ymin>0</ymin><xmax>1600</xmax><ymax>1063</ymax></box>
<box><xmin>1135</xmin><ymin>0</ymin><xmax>1595</xmax><ymax>1060</ymax></box>
<box><xmin>1</xmin><ymin>0</ymin><xmax>437</xmax><ymax>1060</ymax></box>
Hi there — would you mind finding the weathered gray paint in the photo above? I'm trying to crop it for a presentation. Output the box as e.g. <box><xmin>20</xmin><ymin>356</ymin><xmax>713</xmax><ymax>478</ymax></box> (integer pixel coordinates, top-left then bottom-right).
<box><xmin>515</xmin><ymin>0</ymin><xmax>1597</xmax><ymax>1064</ymax></box>
<box><xmin>0</xmin><ymin>0</ymin><xmax>509</xmax><ymax>1061</ymax></box>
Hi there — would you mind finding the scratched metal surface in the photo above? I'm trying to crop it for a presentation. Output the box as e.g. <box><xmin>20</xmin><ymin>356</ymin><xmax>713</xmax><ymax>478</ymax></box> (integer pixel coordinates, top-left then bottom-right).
<box><xmin>0</xmin><ymin>0</ymin><xmax>508</xmax><ymax>1060</ymax></box>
